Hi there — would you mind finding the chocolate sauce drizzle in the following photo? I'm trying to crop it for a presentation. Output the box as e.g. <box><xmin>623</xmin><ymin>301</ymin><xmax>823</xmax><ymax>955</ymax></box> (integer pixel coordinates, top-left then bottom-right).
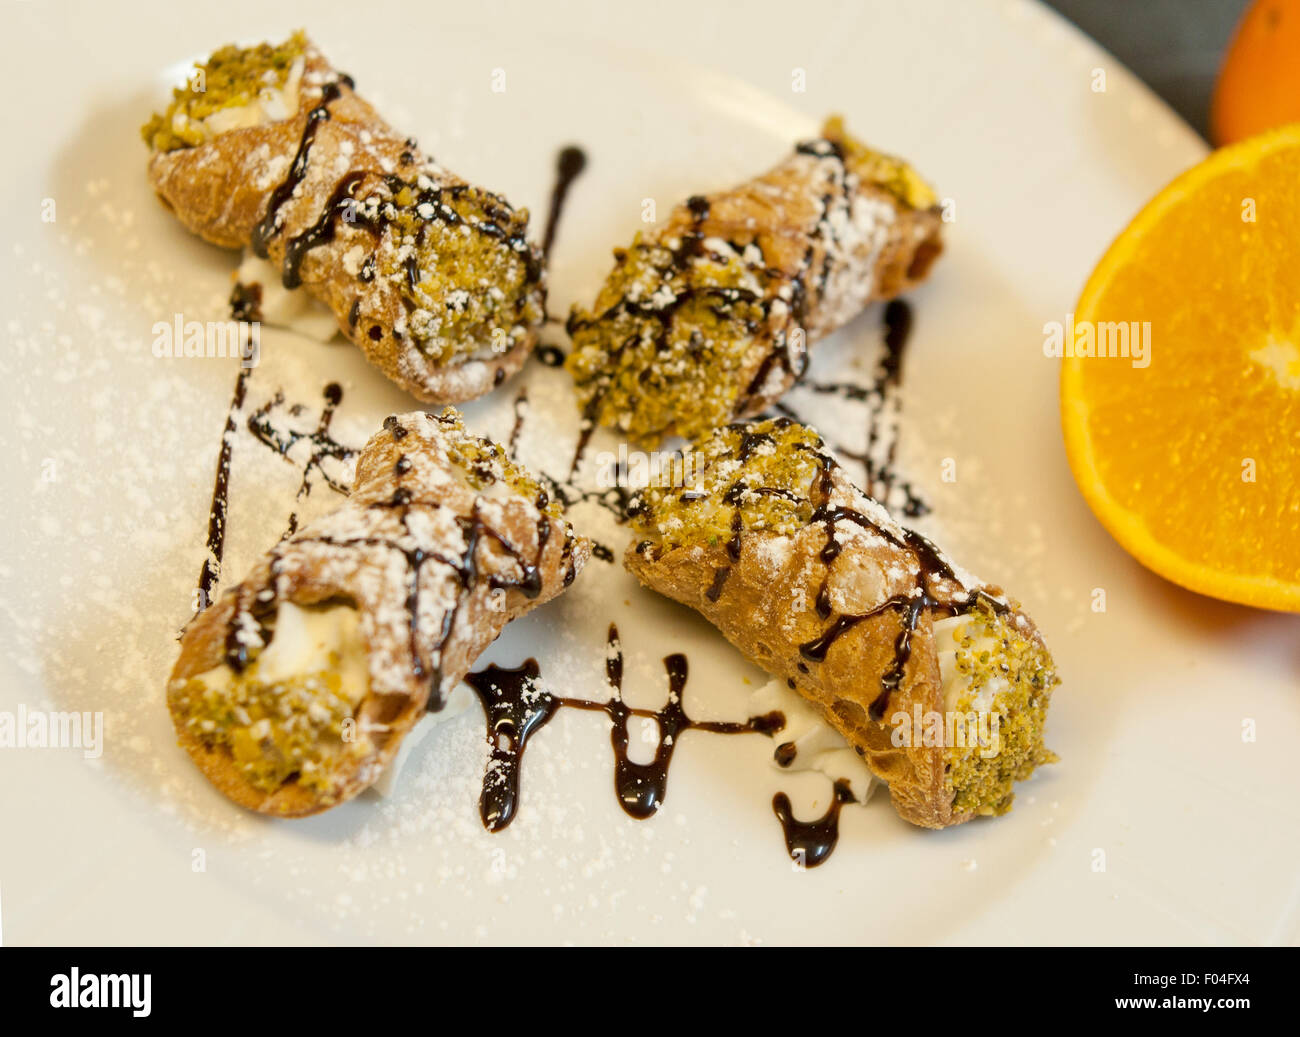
<box><xmin>246</xmin><ymin>381</ymin><xmax>357</xmax><ymax>537</ymax></box>
<box><xmin>464</xmin><ymin>659</ymin><xmax>562</xmax><ymax>831</ymax></box>
<box><xmin>773</xmin><ymin>779</ymin><xmax>856</xmax><ymax>869</ymax></box>
<box><xmin>535</xmin><ymin>343</ymin><xmax>566</xmax><ymax>368</ymax></box>
<box><xmin>194</xmin><ymin>367</ymin><xmax>250</xmax><ymax>613</ymax></box>
<box><xmin>463</xmin><ymin>625</ymin><xmax>783</xmax><ymax>831</ymax></box>
<box><xmin>541</xmin><ymin>145</ymin><xmax>587</xmax><ymax>257</ymax></box>
<box><xmin>229</xmin><ymin>282</ymin><xmax>263</xmax><ymax>323</ymax></box>
<box><xmin>250</xmin><ymin>79</ymin><xmax>346</xmax><ymax>259</ymax></box>
<box><xmin>194</xmin><ymin>370</ymin><xmax>367</xmax><ymax>624</ymax></box>
<box><xmin>507</xmin><ymin>388</ymin><xmax>529</xmax><ymax>460</ymax></box>
<box><xmin>772</xmin><ymin>299</ymin><xmax>928</xmax><ymax>518</ymax></box>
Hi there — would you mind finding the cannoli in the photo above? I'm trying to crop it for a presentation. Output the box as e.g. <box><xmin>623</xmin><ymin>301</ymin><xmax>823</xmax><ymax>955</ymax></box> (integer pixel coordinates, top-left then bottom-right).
<box><xmin>143</xmin><ymin>32</ymin><xmax>545</xmax><ymax>402</ymax></box>
<box><xmin>167</xmin><ymin>410</ymin><xmax>589</xmax><ymax>816</ymax></box>
<box><xmin>624</xmin><ymin>418</ymin><xmax>1057</xmax><ymax>829</ymax></box>
<box><xmin>565</xmin><ymin>118</ymin><xmax>943</xmax><ymax>444</ymax></box>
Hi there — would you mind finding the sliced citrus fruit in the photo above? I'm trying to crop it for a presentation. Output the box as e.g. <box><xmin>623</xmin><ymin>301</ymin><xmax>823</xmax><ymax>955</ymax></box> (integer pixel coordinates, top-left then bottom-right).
<box><xmin>1061</xmin><ymin>123</ymin><xmax>1300</xmax><ymax>612</ymax></box>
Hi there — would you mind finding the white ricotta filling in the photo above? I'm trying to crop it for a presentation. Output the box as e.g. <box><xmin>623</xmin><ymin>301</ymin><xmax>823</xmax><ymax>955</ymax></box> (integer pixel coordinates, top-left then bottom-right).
<box><xmin>187</xmin><ymin>601</ymin><xmax>367</xmax><ymax>703</ymax></box>
<box><xmin>176</xmin><ymin>56</ymin><xmax>306</xmax><ymax>140</ymax></box>
<box><xmin>235</xmin><ymin>252</ymin><xmax>341</xmax><ymax>342</ymax></box>
<box><xmin>933</xmin><ymin>614</ymin><xmax>1008</xmax><ymax>714</ymax></box>
<box><xmin>749</xmin><ymin>678</ymin><xmax>876</xmax><ymax>803</ymax></box>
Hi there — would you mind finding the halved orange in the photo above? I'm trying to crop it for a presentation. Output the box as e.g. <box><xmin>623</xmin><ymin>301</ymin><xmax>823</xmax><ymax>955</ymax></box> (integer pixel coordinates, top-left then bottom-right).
<box><xmin>1061</xmin><ymin>123</ymin><xmax>1300</xmax><ymax>612</ymax></box>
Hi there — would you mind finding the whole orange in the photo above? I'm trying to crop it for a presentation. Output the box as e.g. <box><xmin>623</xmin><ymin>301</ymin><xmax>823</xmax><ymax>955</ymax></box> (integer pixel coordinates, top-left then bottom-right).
<box><xmin>1212</xmin><ymin>0</ymin><xmax>1300</xmax><ymax>145</ymax></box>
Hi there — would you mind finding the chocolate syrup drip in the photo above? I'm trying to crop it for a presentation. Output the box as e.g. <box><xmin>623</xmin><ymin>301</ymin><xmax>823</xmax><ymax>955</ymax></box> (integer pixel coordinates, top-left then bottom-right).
<box><xmin>281</xmin><ymin>170</ymin><xmax>379</xmax><ymax>289</ymax></box>
<box><xmin>568</xmin><ymin>415</ymin><xmax>598</xmax><ymax>480</ymax></box>
<box><xmin>572</xmin><ymin>644</ymin><xmax>778</xmax><ymax>819</ymax></box>
<box><xmin>726</xmin><ymin>511</ymin><xmax>744</xmax><ymax>561</ymax></box>
<box><xmin>860</xmin><ymin>298</ymin><xmax>910</xmax><ymax>502</ymax></box>
<box><xmin>881</xmin><ymin>298</ymin><xmax>911</xmax><ymax>378</ymax></box>
<box><xmin>772</xmin><ymin>779</ymin><xmax>855</xmax><ymax>869</ymax></box>
<box><xmin>508</xmin><ymin>388</ymin><xmax>528</xmax><ymax>459</ymax></box>
<box><xmin>874</xmin><ymin>299</ymin><xmax>916</xmax><ymax>506</ymax></box>
<box><xmin>569</xmin><ymin>483</ymin><xmax>635</xmax><ymax>523</ymax></box>
<box><xmin>465</xmin><ymin>659</ymin><xmax>562</xmax><ymax>832</ymax></box>
<box><xmin>251</xmin><ymin>80</ymin><xmax>345</xmax><ymax>257</ymax></box>
<box><xmin>764</xmin><ymin>302</ymin><xmax>928</xmax><ymax>518</ymax></box>
<box><xmin>194</xmin><ymin>366</ymin><xmax>251</xmax><ymax>613</ymax></box>
<box><xmin>731</xmin><ymin>141</ymin><xmax>865</xmax><ymax>412</ymax></box>
<box><xmin>461</xmin><ymin>626</ymin><xmax>783</xmax><ymax>830</ymax></box>
<box><xmin>246</xmin><ymin>382</ymin><xmax>357</xmax><ymax>543</ymax></box>
<box><xmin>811</xmin><ymin>301</ymin><xmax>926</xmax><ymax>514</ymax></box>
<box><xmin>535</xmin><ymin>343</ymin><xmax>566</xmax><ymax>367</ymax></box>
<box><xmin>538</xmin><ymin>467</ymin><xmax>635</xmax><ymax>525</ymax></box>
<box><xmin>568</xmin><ymin>630</ymin><xmax>784</xmax><ymax>819</ymax></box>
<box><xmin>541</xmin><ymin>145</ymin><xmax>587</xmax><ymax>257</ymax></box>
<box><xmin>607</xmin><ymin>652</ymin><xmax>689</xmax><ymax>817</ymax></box>
<box><xmin>229</xmin><ymin>282</ymin><xmax>263</xmax><ymax>322</ymax></box>
<box><xmin>383</xmin><ymin>414</ymin><xmax>408</xmax><ymax>439</ymax></box>
<box><xmin>736</xmin><ymin>429</ymin><xmax>774</xmax><ymax>463</ymax></box>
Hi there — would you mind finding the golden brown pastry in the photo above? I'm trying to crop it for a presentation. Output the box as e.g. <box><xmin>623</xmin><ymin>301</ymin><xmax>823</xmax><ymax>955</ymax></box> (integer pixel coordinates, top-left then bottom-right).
<box><xmin>566</xmin><ymin>118</ymin><xmax>943</xmax><ymax>444</ymax></box>
<box><xmin>625</xmin><ymin>417</ymin><xmax>1057</xmax><ymax>829</ymax></box>
<box><xmin>167</xmin><ymin>410</ymin><xmax>589</xmax><ymax>816</ymax></box>
<box><xmin>143</xmin><ymin>32</ymin><xmax>545</xmax><ymax>402</ymax></box>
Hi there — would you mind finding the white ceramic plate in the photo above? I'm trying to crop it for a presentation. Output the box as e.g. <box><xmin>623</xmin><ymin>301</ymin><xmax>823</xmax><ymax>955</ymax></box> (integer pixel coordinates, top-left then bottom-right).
<box><xmin>2</xmin><ymin>0</ymin><xmax>1296</xmax><ymax>946</ymax></box>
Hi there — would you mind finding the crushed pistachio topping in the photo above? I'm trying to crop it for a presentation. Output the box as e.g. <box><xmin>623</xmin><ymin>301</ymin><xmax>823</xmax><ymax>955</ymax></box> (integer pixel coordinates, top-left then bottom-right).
<box><xmin>171</xmin><ymin>603</ymin><xmax>372</xmax><ymax>797</ymax></box>
<box><xmin>943</xmin><ymin>599</ymin><xmax>1058</xmax><ymax>816</ymax></box>
<box><xmin>374</xmin><ymin>185</ymin><xmax>542</xmax><ymax>364</ymax></box>
<box><xmin>565</xmin><ymin>235</ymin><xmax>772</xmax><ymax>443</ymax></box>
<box><xmin>821</xmin><ymin>115</ymin><xmax>937</xmax><ymax>211</ymax></box>
<box><xmin>628</xmin><ymin>418</ymin><xmax>826</xmax><ymax>548</ymax></box>
<box><xmin>434</xmin><ymin>409</ymin><xmax>562</xmax><ymax>518</ymax></box>
<box><xmin>141</xmin><ymin>31</ymin><xmax>308</xmax><ymax>152</ymax></box>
